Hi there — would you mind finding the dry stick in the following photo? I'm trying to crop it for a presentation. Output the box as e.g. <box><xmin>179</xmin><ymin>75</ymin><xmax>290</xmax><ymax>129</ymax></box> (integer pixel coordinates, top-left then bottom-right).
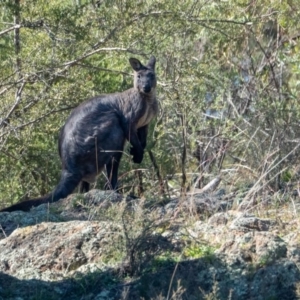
<box><xmin>262</xmin><ymin>131</ymin><xmax>277</xmax><ymax>176</ymax></box>
<box><xmin>14</xmin><ymin>0</ymin><xmax>21</xmax><ymax>77</ymax></box>
<box><xmin>4</xmin><ymin>81</ymin><xmax>26</xmax><ymax>121</ymax></box>
<box><xmin>239</xmin><ymin>126</ymin><xmax>262</xmax><ymax>168</ymax></box>
<box><xmin>193</xmin><ymin>132</ymin><xmax>221</xmax><ymax>189</ymax></box>
<box><xmin>0</xmin><ymin>81</ymin><xmax>26</xmax><ymax>129</ymax></box>
<box><xmin>228</xmin><ymin>92</ymin><xmax>270</xmax><ymax>138</ymax></box>
<box><xmin>249</xmin><ymin>27</ymin><xmax>281</xmax><ymax>93</ymax></box>
<box><xmin>0</xmin><ymin>86</ymin><xmax>11</xmax><ymax>97</ymax></box>
<box><xmin>188</xmin><ymin>176</ymin><xmax>222</xmax><ymax>195</ymax></box>
<box><xmin>0</xmin><ymin>225</ymin><xmax>7</xmax><ymax>238</ymax></box>
<box><xmin>239</xmin><ymin>142</ymin><xmax>300</xmax><ymax>210</ymax></box>
<box><xmin>0</xmin><ymin>106</ymin><xmax>71</xmax><ymax>139</ymax></box>
<box><xmin>61</xmin><ymin>47</ymin><xmax>128</xmax><ymax>68</ymax></box>
<box><xmin>166</xmin><ymin>261</ymin><xmax>180</xmax><ymax>300</ymax></box>
<box><xmin>146</xmin><ymin>103</ymin><xmax>167</xmax><ymax>196</ymax></box>
<box><xmin>241</xmin><ymin>153</ymin><xmax>281</xmax><ymax>205</ymax></box>
<box><xmin>0</xmin><ymin>24</ymin><xmax>21</xmax><ymax>37</ymax></box>
<box><xmin>180</xmin><ymin>113</ymin><xmax>187</xmax><ymax>195</ymax></box>
<box><xmin>148</xmin><ymin>149</ymin><xmax>166</xmax><ymax>195</ymax></box>
<box><xmin>290</xmin><ymin>197</ymin><xmax>298</xmax><ymax>219</ymax></box>
<box><xmin>0</xmin><ymin>1</ymin><xmax>23</xmax><ymax>130</ymax></box>
<box><xmin>239</xmin><ymin>165</ymin><xmax>288</xmax><ymax>214</ymax></box>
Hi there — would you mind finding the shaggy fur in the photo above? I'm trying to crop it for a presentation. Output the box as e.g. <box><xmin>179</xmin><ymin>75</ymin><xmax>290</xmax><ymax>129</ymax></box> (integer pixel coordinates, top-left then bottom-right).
<box><xmin>1</xmin><ymin>56</ymin><xmax>158</xmax><ymax>212</ymax></box>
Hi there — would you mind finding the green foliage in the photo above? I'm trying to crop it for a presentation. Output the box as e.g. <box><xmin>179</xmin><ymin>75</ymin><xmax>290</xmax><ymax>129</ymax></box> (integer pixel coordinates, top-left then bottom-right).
<box><xmin>150</xmin><ymin>251</ymin><xmax>181</xmax><ymax>272</ymax></box>
<box><xmin>183</xmin><ymin>244</ymin><xmax>216</xmax><ymax>262</ymax></box>
<box><xmin>1</xmin><ymin>0</ymin><xmax>300</xmax><ymax>205</ymax></box>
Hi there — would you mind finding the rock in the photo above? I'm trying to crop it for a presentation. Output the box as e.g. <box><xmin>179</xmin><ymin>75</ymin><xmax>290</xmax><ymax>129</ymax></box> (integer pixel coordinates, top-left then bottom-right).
<box><xmin>0</xmin><ymin>209</ymin><xmax>60</xmax><ymax>238</ymax></box>
<box><xmin>218</xmin><ymin>231</ymin><xmax>287</xmax><ymax>265</ymax></box>
<box><xmin>0</xmin><ymin>221</ymin><xmax>121</xmax><ymax>281</ymax></box>
<box><xmin>208</xmin><ymin>212</ymin><xmax>229</xmax><ymax>226</ymax></box>
<box><xmin>0</xmin><ymin>189</ymin><xmax>300</xmax><ymax>299</ymax></box>
<box><xmin>230</xmin><ymin>215</ymin><xmax>275</xmax><ymax>231</ymax></box>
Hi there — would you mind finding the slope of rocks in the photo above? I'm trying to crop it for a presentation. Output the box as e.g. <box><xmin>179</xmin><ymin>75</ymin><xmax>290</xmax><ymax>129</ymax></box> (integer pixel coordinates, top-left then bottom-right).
<box><xmin>0</xmin><ymin>189</ymin><xmax>299</xmax><ymax>300</ymax></box>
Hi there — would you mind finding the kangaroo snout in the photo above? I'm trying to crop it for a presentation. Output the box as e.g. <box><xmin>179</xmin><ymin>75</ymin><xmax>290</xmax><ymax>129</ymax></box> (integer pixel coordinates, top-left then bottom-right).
<box><xmin>142</xmin><ymin>84</ymin><xmax>152</xmax><ymax>93</ymax></box>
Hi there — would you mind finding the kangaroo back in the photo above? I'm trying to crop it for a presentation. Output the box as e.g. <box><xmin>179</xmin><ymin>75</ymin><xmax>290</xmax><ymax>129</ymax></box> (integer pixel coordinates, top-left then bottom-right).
<box><xmin>1</xmin><ymin>56</ymin><xmax>158</xmax><ymax>212</ymax></box>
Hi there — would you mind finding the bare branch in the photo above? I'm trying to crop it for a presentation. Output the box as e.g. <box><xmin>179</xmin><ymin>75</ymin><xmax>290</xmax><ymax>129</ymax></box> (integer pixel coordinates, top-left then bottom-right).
<box><xmin>1</xmin><ymin>81</ymin><xmax>26</xmax><ymax>128</ymax></box>
<box><xmin>0</xmin><ymin>105</ymin><xmax>73</xmax><ymax>139</ymax></box>
<box><xmin>61</xmin><ymin>47</ymin><xmax>129</xmax><ymax>68</ymax></box>
<box><xmin>0</xmin><ymin>24</ymin><xmax>21</xmax><ymax>37</ymax></box>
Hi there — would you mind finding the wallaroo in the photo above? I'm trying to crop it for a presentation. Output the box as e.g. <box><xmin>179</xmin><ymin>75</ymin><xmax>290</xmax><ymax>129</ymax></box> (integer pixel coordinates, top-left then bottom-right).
<box><xmin>1</xmin><ymin>56</ymin><xmax>158</xmax><ymax>212</ymax></box>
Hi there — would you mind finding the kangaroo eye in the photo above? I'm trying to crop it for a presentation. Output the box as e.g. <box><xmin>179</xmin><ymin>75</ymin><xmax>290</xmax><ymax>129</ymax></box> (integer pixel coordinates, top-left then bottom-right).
<box><xmin>137</xmin><ymin>74</ymin><xmax>141</xmax><ymax>79</ymax></box>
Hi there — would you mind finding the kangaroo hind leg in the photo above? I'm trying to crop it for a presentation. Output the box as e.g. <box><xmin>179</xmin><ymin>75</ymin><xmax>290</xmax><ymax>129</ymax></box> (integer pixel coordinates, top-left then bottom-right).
<box><xmin>105</xmin><ymin>153</ymin><xmax>122</xmax><ymax>190</ymax></box>
<box><xmin>79</xmin><ymin>181</ymin><xmax>90</xmax><ymax>193</ymax></box>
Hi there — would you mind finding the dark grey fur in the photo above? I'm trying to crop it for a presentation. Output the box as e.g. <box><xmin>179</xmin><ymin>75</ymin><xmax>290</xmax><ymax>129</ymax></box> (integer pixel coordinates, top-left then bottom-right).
<box><xmin>1</xmin><ymin>56</ymin><xmax>158</xmax><ymax>212</ymax></box>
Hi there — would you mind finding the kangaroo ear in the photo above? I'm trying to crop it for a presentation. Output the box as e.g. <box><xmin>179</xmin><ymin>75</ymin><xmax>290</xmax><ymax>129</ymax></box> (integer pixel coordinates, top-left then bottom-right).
<box><xmin>147</xmin><ymin>56</ymin><xmax>156</xmax><ymax>70</ymax></box>
<box><xmin>129</xmin><ymin>58</ymin><xmax>144</xmax><ymax>71</ymax></box>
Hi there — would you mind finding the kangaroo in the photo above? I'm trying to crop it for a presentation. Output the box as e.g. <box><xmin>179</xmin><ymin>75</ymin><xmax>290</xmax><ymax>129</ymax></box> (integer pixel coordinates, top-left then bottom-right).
<box><xmin>1</xmin><ymin>56</ymin><xmax>158</xmax><ymax>212</ymax></box>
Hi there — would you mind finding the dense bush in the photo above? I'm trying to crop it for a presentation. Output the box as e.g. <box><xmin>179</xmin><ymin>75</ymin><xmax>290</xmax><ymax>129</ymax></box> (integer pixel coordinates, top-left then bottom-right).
<box><xmin>1</xmin><ymin>0</ymin><xmax>300</xmax><ymax>206</ymax></box>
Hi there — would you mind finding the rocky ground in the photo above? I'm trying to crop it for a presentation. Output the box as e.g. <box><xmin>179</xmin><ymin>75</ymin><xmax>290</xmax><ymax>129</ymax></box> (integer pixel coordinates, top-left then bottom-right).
<box><xmin>0</xmin><ymin>188</ymin><xmax>300</xmax><ymax>300</ymax></box>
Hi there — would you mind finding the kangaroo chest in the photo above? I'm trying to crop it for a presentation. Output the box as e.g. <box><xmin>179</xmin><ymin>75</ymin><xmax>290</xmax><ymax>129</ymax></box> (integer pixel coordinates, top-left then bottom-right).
<box><xmin>136</xmin><ymin>100</ymin><xmax>158</xmax><ymax>128</ymax></box>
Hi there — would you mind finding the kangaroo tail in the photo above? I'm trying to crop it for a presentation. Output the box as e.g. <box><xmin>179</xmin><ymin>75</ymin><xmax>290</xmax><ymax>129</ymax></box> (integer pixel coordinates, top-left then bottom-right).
<box><xmin>0</xmin><ymin>195</ymin><xmax>52</xmax><ymax>212</ymax></box>
<box><xmin>0</xmin><ymin>170</ymin><xmax>81</xmax><ymax>212</ymax></box>
<box><xmin>51</xmin><ymin>170</ymin><xmax>81</xmax><ymax>203</ymax></box>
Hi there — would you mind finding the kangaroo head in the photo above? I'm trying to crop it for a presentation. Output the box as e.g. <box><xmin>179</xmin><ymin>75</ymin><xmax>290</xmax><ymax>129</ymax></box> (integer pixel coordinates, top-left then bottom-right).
<box><xmin>129</xmin><ymin>56</ymin><xmax>156</xmax><ymax>94</ymax></box>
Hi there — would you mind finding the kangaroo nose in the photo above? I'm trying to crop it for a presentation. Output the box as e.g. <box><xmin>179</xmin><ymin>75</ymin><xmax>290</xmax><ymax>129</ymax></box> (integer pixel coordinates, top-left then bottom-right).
<box><xmin>143</xmin><ymin>85</ymin><xmax>151</xmax><ymax>93</ymax></box>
